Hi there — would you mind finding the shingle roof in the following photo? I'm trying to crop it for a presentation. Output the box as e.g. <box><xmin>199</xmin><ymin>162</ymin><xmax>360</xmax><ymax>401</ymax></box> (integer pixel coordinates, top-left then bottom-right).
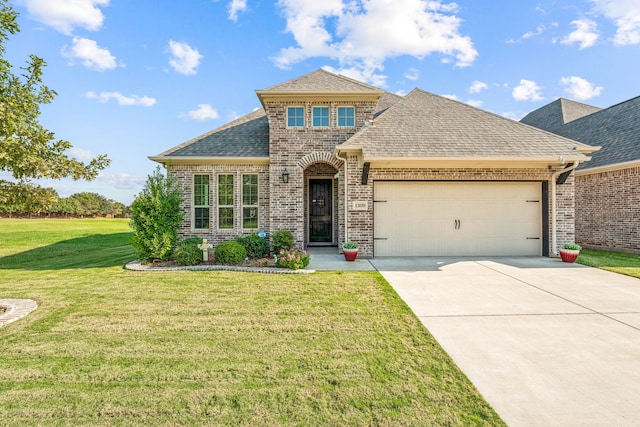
<box><xmin>521</xmin><ymin>96</ymin><xmax>640</xmax><ymax>170</ymax></box>
<box><xmin>520</xmin><ymin>98</ymin><xmax>602</xmax><ymax>134</ymax></box>
<box><xmin>264</xmin><ymin>69</ymin><xmax>381</xmax><ymax>92</ymax></box>
<box><xmin>338</xmin><ymin>88</ymin><xmax>596</xmax><ymax>161</ymax></box>
<box><xmin>155</xmin><ymin>108</ymin><xmax>269</xmax><ymax>158</ymax></box>
<box><xmin>152</xmin><ymin>69</ymin><xmax>397</xmax><ymax>161</ymax></box>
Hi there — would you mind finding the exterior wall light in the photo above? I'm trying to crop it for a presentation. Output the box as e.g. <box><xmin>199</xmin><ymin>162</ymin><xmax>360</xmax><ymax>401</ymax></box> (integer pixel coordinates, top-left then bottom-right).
<box><xmin>282</xmin><ymin>168</ymin><xmax>289</xmax><ymax>183</ymax></box>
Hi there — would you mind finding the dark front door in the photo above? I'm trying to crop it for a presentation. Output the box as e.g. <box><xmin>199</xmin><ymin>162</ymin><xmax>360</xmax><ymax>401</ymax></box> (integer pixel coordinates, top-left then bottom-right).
<box><xmin>309</xmin><ymin>179</ymin><xmax>333</xmax><ymax>243</ymax></box>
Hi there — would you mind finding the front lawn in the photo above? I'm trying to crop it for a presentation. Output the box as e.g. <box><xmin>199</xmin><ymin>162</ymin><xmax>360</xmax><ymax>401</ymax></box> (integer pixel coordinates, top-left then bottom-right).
<box><xmin>0</xmin><ymin>219</ymin><xmax>503</xmax><ymax>426</ymax></box>
<box><xmin>577</xmin><ymin>247</ymin><xmax>640</xmax><ymax>279</ymax></box>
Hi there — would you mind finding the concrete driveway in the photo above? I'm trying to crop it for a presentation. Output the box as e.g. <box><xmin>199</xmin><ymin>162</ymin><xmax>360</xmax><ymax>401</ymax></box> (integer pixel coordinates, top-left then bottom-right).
<box><xmin>370</xmin><ymin>257</ymin><xmax>640</xmax><ymax>427</ymax></box>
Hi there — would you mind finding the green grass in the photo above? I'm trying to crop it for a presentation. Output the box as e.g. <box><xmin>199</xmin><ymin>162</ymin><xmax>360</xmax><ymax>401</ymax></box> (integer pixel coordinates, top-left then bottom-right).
<box><xmin>0</xmin><ymin>219</ymin><xmax>503</xmax><ymax>426</ymax></box>
<box><xmin>577</xmin><ymin>248</ymin><xmax>640</xmax><ymax>279</ymax></box>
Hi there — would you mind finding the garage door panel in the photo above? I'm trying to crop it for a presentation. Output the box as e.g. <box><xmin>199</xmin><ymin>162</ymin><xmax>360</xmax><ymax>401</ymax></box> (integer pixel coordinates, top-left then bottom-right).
<box><xmin>374</xmin><ymin>182</ymin><xmax>542</xmax><ymax>256</ymax></box>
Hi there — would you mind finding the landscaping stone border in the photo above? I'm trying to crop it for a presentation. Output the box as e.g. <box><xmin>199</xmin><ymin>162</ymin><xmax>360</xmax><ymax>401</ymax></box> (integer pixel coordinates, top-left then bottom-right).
<box><xmin>0</xmin><ymin>299</ymin><xmax>38</xmax><ymax>327</ymax></box>
<box><xmin>125</xmin><ymin>260</ymin><xmax>315</xmax><ymax>274</ymax></box>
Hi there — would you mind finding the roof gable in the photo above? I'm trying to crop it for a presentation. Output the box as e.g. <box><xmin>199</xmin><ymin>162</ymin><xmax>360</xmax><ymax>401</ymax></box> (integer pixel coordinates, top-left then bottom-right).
<box><xmin>338</xmin><ymin>89</ymin><xmax>596</xmax><ymax>165</ymax></box>
<box><xmin>263</xmin><ymin>69</ymin><xmax>381</xmax><ymax>92</ymax></box>
<box><xmin>521</xmin><ymin>98</ymin><xmax>601</xmax><ymax>134</ymax></box>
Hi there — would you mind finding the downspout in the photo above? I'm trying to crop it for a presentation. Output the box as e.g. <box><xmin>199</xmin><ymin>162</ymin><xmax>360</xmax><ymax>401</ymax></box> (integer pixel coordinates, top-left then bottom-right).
<box><xmin>336</xmin><ymin>150</ymin><xmax>349</xmax><ymax>245</ymax></box>
<box><xmin>550</xmin><ymin>161</ymin><xmax>580</xmax><ymax>255</ymax></box>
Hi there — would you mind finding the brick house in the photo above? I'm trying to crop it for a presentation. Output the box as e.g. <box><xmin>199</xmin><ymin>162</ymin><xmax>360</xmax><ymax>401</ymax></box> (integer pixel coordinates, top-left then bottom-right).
<box><xmin>521</xmin><ymin>97</ymin><xmax>639</xmax><ymax>253</ymax></box>
<box><xmin>150</xmin><ymin>69</ymin><xmax>598</xmax><ymax>257</ymax></box>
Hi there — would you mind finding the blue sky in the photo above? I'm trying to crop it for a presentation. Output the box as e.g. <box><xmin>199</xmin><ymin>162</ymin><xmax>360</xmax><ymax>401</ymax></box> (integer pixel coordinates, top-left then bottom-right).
<box><xmin>5</xmin><ymin>0</ymin><xmax>640</xmax><ymax>204</ymax></box>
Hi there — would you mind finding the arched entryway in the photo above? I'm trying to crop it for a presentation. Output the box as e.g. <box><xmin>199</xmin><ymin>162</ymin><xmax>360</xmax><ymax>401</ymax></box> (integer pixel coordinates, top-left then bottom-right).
<box><xmin>303</xmin><ymin>162</ymin><xmax>340</xmax><ymax>247</ymax></box>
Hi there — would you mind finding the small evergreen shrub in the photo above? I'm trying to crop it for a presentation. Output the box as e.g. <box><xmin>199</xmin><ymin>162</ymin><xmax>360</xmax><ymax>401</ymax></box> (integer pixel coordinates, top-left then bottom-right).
<box><xmin>236</xmin><ymin>233</ymin><xmax>269</xmax><ymax>259</ymax></box>
<box><xmin>271</xmin><ymin>230</ymin><xmax>295</xmax><ymax>254</ymax></box>
<box><xmin>181</xmin><ymin>237</ymin><xmax>203</xmax><ymax>247</ymax></box>
<box><xmin>173</xmin><ymin>240</ymin><xmax>204</xmax><ymax>266</ymax></box>
<box><xmin>174</xmin><ymin>244</ymin><xmax>205</xmax><ymax>266</ymax></box>
<box><xmin>215</xmin><ymin>240</ymin><xmax>247</xmax><ymax>265</ymax></box>
<box><xmin>275</xmin><ymin>246</ymin><xmax>310</xmax><ymax>270</ymax></box>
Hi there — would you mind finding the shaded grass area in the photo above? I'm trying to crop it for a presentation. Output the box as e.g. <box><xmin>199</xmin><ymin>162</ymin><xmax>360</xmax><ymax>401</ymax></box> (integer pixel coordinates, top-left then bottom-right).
<box><xmin>577</xmin><ymin>248</ymin><xmax>640</xmax><ymax>279</ymax></box>
<box><xmin>0</xmin><ymin>219</ymin><xmax>503</xmax><ymax>426</ymax></box>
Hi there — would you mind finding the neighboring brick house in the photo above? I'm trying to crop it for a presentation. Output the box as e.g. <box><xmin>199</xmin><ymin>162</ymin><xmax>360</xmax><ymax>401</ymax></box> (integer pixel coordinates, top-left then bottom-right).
<box><xmin>150</xmin><ymin>69</ymin><xmax>598</xmax><ymax>257</ymax></box>
<box><xmin>521</xmin><ymin>97</ymin><xmax>639</xmax><ymax>253</ymax></box>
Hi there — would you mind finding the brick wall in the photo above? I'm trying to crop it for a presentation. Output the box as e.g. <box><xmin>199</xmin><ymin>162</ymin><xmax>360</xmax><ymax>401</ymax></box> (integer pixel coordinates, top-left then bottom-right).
<box><xmin>576</xmin><ymin>167</ymin><xmax>640</xmax><ymax>252</ymax></box>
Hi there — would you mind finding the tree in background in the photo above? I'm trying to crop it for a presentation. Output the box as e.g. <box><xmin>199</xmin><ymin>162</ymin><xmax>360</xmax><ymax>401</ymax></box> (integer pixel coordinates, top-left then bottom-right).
<box><xmin>129</xmin><ymin>167</ymin><xmax>184</xmax><ymax>262</ymax></box>
<box><xmin>0</xmin><ymin>180</ymin><xmax>58</xmax><ymax>217</ymax></box>
<box><xmin>0</xmin><ymin>1</ymin><xmax>109</xmax><ymax>203</ymax></box>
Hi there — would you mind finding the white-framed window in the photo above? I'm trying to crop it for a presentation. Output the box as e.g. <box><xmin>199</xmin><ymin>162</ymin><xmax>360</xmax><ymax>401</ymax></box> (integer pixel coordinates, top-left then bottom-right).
<box><xmin>287</xmin><ymin>106</ymin><xmax>304</xmax><ymax>127</ymax></box>
<box><xmin>242</xmin><ymin>174</ymin><xmax>259</xmax><ymax>229</ymax></box>
<box><xmin>312</xmin><ymin>106</ymin><xmax>329</xmax><ymax>127</ymax></box>
<box><xmin>337</xmin><ymin>106</ymin><xmax>355</xmax><ymax>127</ymax></box>
<box><xmin>218</xmin><ymin>174</ymin><xmax>234</xmax><ymax>229</ymax></box>
<box><xmin>193</xmin><ymin>174</ymin><xmax>210</xmax><ymax>229</ymax></box>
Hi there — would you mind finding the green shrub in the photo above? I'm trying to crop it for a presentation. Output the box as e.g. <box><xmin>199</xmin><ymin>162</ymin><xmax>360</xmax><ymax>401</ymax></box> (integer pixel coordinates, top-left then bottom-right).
<box><xmin>215</xmin><ymin>240</ymin><xmax>247</xmax><ymax>265</ymax></box>
<box><xmin>173</xmin><ymin>241</ymin><xmax>204</xmax><ymax>266</ymax></box>
<box><xmin>130</xmin><ymin>167</ymin><xmax>184</xmax><ymax>262</ymax></box>
<box><xmin>236</xmin><ymin>233</ymin><xmax>269</xmax><ymax>259</ymax></box>
<box><xmin>275</xmin><ymin>246</ymin><xmax>311</xmax><ymax>270</ymax></box>
<box><xmin>180</xmin><ymin>237</ymin><xmax>203</xmax><ymax>247</ymax></box>
<box><xmin>271</xmin><ymin>230</ymin><xmax>295</xmax><ymax>254</ymax></box>
<box><xmin>563</xmin><ymin>243</ymin><xmax>582</xmax><ymax>251</ymax></box>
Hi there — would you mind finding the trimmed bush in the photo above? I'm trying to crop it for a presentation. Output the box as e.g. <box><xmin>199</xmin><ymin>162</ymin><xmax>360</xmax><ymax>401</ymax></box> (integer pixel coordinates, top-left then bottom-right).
<box><xmin>215</xmin><ymin>240</ymin><xmax>247</xmax><ymax>265</ymax></box>
<box><xmin>130</xmin><ymin>167</ymin><xmax>184</xmax><ymax>262</ymax></box>
<box><xmin>236</xmin><ymin>233</ymin><xmax>269</xmax><ymax>259</ymax></box>
<box><xmin>271</xmin><ymin>230</ymin><xmax>295</xmax><ymax>254</ymax></box>
<box><xmin>172</xmin><ymin>237</ymin><xmax>204</xmax><ymax>266</ymax></box>
<box><xmin>275</xmin><ymin>246</ymin><xmax>311</xmax><ymax>270</ymax></box>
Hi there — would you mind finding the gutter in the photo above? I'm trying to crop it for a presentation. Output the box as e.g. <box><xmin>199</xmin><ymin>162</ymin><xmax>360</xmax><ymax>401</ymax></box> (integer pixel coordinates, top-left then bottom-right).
<box><xmin>550</xmin><ymin>161</ymin><xmax>580</xmax><ymax>255</ymax></box>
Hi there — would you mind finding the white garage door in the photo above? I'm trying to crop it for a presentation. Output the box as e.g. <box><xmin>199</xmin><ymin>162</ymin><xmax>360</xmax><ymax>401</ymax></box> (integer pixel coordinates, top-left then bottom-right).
<box><xmin>374</xmin><ymin>182</ymin><xmax>542</xmax><ymax>256</ymax></box>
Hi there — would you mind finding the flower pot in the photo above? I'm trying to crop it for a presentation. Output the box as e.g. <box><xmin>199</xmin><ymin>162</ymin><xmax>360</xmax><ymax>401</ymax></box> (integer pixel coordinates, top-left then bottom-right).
<box><xmin>559</xmin><ymin>249</ymin><xmax>580</xmax><ymax>263</ymax></box>
<box><xmin>343</xmin><ymin>248</ymin><xmax>358</xmax><ymax>262</ymax></box>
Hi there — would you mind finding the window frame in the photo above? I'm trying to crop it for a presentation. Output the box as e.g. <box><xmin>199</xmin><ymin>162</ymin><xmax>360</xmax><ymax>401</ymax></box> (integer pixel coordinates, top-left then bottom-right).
<box><xmin>242</xmin><ymin>174</ymin><xmax>259</xmax><ymax>230</ymax></box>
<box><xmin>287</xmin><ymin>106</ymin><xmax>305</xmax><ymax>128</ymax></box>
<box><xmin>337</xmin><ymin>106</ymin><xmax>355</xmax><ymax>128</ymax></box>
<box><xmin>217</xmin><ymin>173</ymin><xmax>235</xmax><ymax>230</ymax></box>
<box><xmin>193</xmin><ymin>174</ymin><xmax>210</xmax><ymax>230</ymax></box>
<box><xmin>312</xmin><ymin>106</ymin><xmax>330</xmax><ymax>128</ymax></box>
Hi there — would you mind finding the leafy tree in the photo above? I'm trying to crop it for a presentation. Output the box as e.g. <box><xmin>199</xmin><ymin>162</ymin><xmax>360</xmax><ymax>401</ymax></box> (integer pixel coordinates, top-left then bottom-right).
<box><xmin>129</xmin><ymin>167</ymin><xmax>184</xmax><ymax>262</ymax></box>
<box><xmin>0</xmin><ymin>180</ymin><xmax>57</xmax><ymax>216</ymax></box>
<box><xmin>0</xmin><ymin>0</ymin><xmax>109</xmax><ymax>202</ymax></box>
<box><xmin>52</xmin><ymin>196</ymin><xmax>82</xmax><ymax>217</ymax></box>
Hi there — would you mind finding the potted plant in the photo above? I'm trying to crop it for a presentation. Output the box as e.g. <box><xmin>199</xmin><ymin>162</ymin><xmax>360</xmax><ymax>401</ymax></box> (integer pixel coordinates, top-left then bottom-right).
<box><xmin>342</xmin><ymin>241</ymin><xmax>359</xmax><ymax>261</ymax></box>
<box><xmin>559</xmin><ymin>243</ymin><xmax>582</xmax><ymax>263</ymax></box>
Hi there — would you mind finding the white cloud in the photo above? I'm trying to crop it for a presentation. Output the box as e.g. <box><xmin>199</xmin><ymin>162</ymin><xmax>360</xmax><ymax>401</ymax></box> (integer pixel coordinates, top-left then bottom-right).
<box><xmin>441</xmin><ymin>94</ymin><xmax>459</xmax><ymax>101</ymax></box>
<box><xmin>468</xmin><ymin>80</ymin><xmax>488</xmax><ymax>94</ymax></box>
<box><xmin>512</xmin><ymin>79</ymin><xmax>544</xmax><ymax>102</ymax></box>
<box><xmin>67</xmin><ymin>147</ymin><xmax>94</xmax><ymax>161</ymax></box>
<box><xmin>62</xmin><ymin>37</ymin><xmax>118</xmax><ymax>71</ymax></box>
<box><xmin>167</xmin><ymin>40</ymin><xmax>203</xmax><ymax>75</ymax></box>
<box><xmin>404</xmin><ymin>67</ymin><xmax>419</xmax><ymax>81</ymax></box>
<box><xmin>22</xmin><ymin>0</ymin><xmax>109</xmax><ymax>34</ymax></box>
<box><xmin>592</xmin><ymin>0</ymin><xmax>640</xmax><ymax>45</ymax></box>
<box><xmin>507</xmin><ymin>24</ymin><xmax>546</xmax><ymax>43</ymax></box>
<box><xmin>97</xmin><ymin>173</ymin><xmax>146</xmax><ymax>190</ymax></box>
<box><xmin>228</xmin><ymin>0</ymin><xmax>247</xmax><ymax>21</ymax></box>
<box><xmin>560</xmin><ymin>76</ymin><xmax>603</xmax><ymax>100</ymax></box>
<box><xmin>274</xmin><ymin>0</ymin><xmax>478</xmax><ymax>86</ymax></box>
<box><xmin>180</xmin><ymin>104</ymin><xmax>220</xmax><ymax>121</ymax></box>
<box><xmin>86</xmin><ymin>91</ymin><xmax>156</xmax><ymax>107</ymax></box>
<box><xmin>561</xmin><ymin>19</ymin><xmax>599</xmax><ymax>49</ymax></box>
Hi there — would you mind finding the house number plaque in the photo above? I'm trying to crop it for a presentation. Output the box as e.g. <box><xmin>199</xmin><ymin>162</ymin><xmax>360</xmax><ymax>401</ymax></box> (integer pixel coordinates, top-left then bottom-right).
<box><xmin>352</xmin><ymin>201</ymin><xmax>368</xmax><ymax>211</ymax></box>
